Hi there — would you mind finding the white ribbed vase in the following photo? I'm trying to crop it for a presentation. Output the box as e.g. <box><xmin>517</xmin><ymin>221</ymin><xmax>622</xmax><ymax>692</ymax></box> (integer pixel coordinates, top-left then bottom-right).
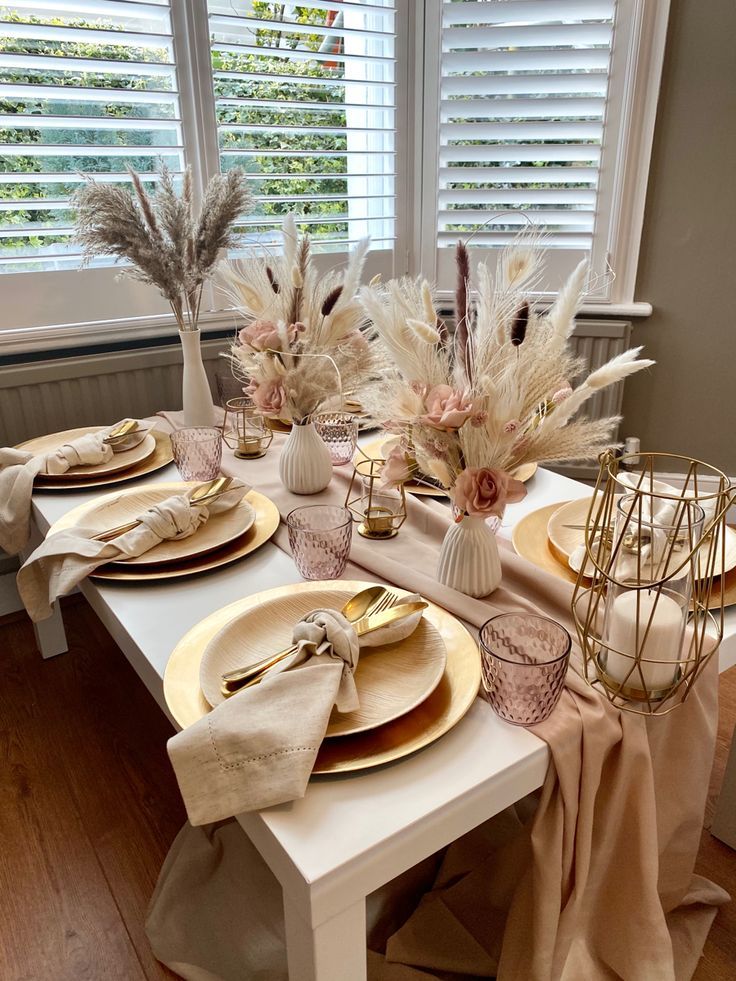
<box><xmin>437</xmin><ymin>515</ymin><xmax>502</xmax><ymax>598</ymax></box>
<box><xmin>279</xmin><ymin>421</ymin><xmax>333</xmax><ymax>494</ymax></box>
<box><xmin>179</xmin><ymin>329</ymin><xmax>215</xmax><ymax>427</ymax></box>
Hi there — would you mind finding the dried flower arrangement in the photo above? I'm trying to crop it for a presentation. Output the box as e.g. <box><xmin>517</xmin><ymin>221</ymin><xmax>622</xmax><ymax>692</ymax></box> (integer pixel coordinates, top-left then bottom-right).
<box><xmin>225</xmin><ymin>214</ymin><xmax>383</xmax><ymax>425</ymax></box>
<box><xmin>73</xmin><ymin>166</ymin><xmax>250</xmax><ymax>331</ymax></box>
<box><xmin>360</xmin><ymin>239</ymin><xmax>655</xmax><ymax>520</ymax></box>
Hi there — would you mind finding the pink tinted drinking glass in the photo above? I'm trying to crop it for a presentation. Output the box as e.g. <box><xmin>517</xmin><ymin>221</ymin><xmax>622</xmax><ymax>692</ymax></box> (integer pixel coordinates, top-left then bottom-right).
<box><xmin>479</xmin><ymin>613</ymin><xmax>571</xmax><ymax>726</ymax></box>
<box><xmin>313</xmin><ymin>412</ymin><xmax>359</xmax><ymax>465</ymax></box>
<box><xmin>170</xmin><ymin>427</ymin><xmax>222</xmax><ymax>481</ymax></box>
<box><xmin>286</xmin><ymin>505</ymin><xmax>353</xmax><ymax>580</ymax></box>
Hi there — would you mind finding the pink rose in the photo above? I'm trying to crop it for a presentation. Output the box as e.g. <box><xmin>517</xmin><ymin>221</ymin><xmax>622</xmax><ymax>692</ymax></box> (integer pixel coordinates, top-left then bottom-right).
<box><xmin>380</xmin><ymin>443</ymin><xmax>411</xmax><ymax>489</ymax></box>
<box><xmin>422</xmin><ymin>385</ymin><xmax>474</xmax><ymax>431</ymax></box>
<box><xmin>341</xmin><ymin>329</ymin><xmax>369</xmax><ymax>357</ymax></box>
<box><xmin>247</xmin><ymin>378</ymin><xmax>286</xmax><ymax>416</ymax></box>
<box><xmin>453</xmin><ymin>467</ymin><xmax>527</xmax><ymax>518</ymax></box>
<box><xmin>552</xmin><ymin>387</ymin><xmax>573</xmax><ymax>404</ymax></box>
<box><xmin>239</xmin><ymin>320</ymin><xmax>302</xmax><ymax>352</ymax></box>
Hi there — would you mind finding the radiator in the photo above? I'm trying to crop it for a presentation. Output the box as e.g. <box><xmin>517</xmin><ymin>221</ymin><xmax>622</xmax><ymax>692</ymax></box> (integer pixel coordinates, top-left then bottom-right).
<box><xmin>0</xmin><ymin>337</ymin><xmax>228</xmax><ymax>446</ymax></box>
<box><xmin>0</xmin><ymin>321</ymin><xmax>631</xmax><ymax>458</ymax></box>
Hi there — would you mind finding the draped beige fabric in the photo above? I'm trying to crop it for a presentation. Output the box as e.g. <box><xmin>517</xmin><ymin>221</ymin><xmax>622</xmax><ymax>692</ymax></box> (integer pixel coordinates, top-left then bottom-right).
<box><xmin>151</xmin><ymin>413</ymin><xmax>729</xmax><ymax>980</ymax></box>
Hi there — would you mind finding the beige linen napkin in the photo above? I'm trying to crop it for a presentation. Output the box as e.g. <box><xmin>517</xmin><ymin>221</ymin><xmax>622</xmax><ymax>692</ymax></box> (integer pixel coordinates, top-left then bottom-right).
<box><xmin>0</xmin><ymin>419</ymin><xmax>155</xmax><ymax>556</ymax></box>
<box><xmin>17</xmin><ymin>479</ymin><xmax>248</xmax><ymax>622</ymax></box>
<box><xmin>168</xmin><ymin>600</ymin><xmax>424</xmax><ymax>826</ymax></box>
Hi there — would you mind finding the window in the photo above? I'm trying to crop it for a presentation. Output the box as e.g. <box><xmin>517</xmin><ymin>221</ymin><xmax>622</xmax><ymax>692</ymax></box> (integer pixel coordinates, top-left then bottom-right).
<box><xmin>207</xmin><ymin>0</ymin><xmax>396</xmax><ymax>257</ymax></box>
<box><xmin>417</xmin><ymin>0</ymin><xmax>670</xmax><ymax>307</ymax></box>
<box><xmin>0</xmin><ymin>0</ymin><xmax>666</xmax><ymax>346</ymax></box>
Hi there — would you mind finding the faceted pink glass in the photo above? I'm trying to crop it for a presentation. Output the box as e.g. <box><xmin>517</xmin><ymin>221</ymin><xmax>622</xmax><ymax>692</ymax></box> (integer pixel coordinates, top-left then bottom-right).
<box><xmin>313</xmin><ymin>412</ymin><xmax>360</xmax><ymax>465</ymax></box>
<box><xmin>170</xmin><ymin>427</ymin><xmax>222</xmax><ymax>481</ymax></box>
<box><xmin>479</xmin><ymin>613</ymin><xmax>571</xmax><ymax>726</ymax></box>
<box><xmin>286</xmin><ymin>505</ymin><xmax>353</xmax><ymax>580</ymax></box>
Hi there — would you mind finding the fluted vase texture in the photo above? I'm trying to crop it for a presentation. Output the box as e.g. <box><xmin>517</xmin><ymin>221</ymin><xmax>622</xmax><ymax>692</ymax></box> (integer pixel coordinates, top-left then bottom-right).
<box><xmin>437</xmin><ymin>514</ymin><xmax>502</xmax><ymax>598</ymax></box>
<box><xmin>179</xmin><ymin>329</ymin><xmax>216</xmax><ymax>427</ymax></box>
<box><xmin>279</xmin><ymin>421</ymin><xmax>333</xmax><ymax>494</ymax></box>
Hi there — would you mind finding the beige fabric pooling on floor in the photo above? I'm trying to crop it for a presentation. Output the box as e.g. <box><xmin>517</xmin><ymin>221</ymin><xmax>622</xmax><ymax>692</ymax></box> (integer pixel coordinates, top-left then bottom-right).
<box><xmin>168</xmin><ymin>601</ymin><xmax>423</xmax><ymax>825</ymax></box>
<box><xmin>151</xmin><ymin>412</ymin><xmax>729</xmax><ymax>981</ymax></box>
<box><xmin>0</xmin><ymin>419</ymin><xmax>154</xmax><ymax>556</ymax></box>
<box><xmin>17</xmin><ymin>478</ymin><xmax>248</xmax><ymax>622</ymax></box>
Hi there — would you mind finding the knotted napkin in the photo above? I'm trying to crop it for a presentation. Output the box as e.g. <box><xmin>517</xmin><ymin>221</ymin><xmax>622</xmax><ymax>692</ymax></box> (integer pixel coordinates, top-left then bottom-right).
<box><xmin>0</xmin><ymin>419</ymin><xmax>155</xmax><ymax>556</ymax></box>
<box><xmin>17</xmin><ymin>479</ymin><xmax>249</xmax><ymax>622</ymax></box>
<box><xmin>168</xmin><ymin>597</ymin><xmax>424</xmax><ymax>826</ymax></box>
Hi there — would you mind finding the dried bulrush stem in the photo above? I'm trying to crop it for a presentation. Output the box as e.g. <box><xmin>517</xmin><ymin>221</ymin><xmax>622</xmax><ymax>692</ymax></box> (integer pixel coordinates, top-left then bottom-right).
<box><xmin>321</xmin><ymin>285</ymin><xmax>343</xmax><ymax>317</ymax></box>
<box><xmin>510</xmin><ymin>301</ymin><xmax>529</xmax><ymax>347</ymax></box>
<box><xmin>266</xmin><ymin>266</ymin><xmax>280</xmax><ymax>293</ymax></box>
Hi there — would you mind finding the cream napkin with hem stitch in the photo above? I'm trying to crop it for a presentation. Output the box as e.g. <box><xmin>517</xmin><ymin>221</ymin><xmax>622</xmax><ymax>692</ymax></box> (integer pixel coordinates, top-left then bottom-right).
<box><xmin>168</xmin><ymin>597</ymin><xmax>424</xmax><ymax>825</ymax></box>
<box><xmin>16</xmin><ymin>479</ymin><xmax>248</xmax><ymax>622</ymax></box>
<box><xmin>0</xmin><ymin>419</ymin><xmax>155</xmax><ymax>556</ymax></box>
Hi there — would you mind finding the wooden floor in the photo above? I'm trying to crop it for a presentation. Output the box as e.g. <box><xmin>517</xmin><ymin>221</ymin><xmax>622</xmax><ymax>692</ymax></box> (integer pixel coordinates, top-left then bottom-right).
<box><xmin>1</xmin><ymin>597</ymin><xmax>734</xmax><ymax>981</ymax></box>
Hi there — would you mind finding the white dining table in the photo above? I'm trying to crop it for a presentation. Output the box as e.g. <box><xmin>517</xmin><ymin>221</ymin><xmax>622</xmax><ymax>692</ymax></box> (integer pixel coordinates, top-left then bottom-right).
<box><xmin>24</xmin><ymin>459</ymin><xmax>736</xmax><ymax>980</ymax></box>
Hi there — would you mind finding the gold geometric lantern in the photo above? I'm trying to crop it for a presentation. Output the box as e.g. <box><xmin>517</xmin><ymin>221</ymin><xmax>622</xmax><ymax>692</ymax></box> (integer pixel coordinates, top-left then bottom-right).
<box><xmin>345</xmin><ymin>456</ymin><xmax>407</xmax><ymax>540</ymax></box>
<box><xmin>572</xmin><ymin>450</ymin><xmax>734</xmax><ymax>715</ymax></box>
<box><xmin>222</xmin><ymin>398</ymin><xmax>273</xmax><ymax>459</ymax></box>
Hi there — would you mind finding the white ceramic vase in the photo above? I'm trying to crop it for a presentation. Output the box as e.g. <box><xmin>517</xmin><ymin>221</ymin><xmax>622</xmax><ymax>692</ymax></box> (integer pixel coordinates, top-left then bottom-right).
<box><xmin>437</xmin><ymin>515</ymin><xmax>502</xmax><ymax>598</ymax></box>
<box><xmin>179</xmin><ymin>329</ymin><xmax>215</xmax><ymax>427</ymax></box>
<box><xmin>279</xmin><ymin>421</ymin><xmax>333</xmax><ymax>494</ymax></box>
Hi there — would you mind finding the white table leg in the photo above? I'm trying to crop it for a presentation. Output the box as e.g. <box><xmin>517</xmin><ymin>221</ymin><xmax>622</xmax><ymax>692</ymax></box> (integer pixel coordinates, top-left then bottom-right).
<box><xmin>711</xmin><ymin>725</ymin><xmax>736</xmax><ymax>849</ymax></box>
<box><xmin>284</xmin><ymin>894</ymin><xmax>367</xmax><ymax>981</ymax></box>
<box><xmin>19</xmin><ymin>527</ymin><xmax>68</xmax><ymax>660</ymax></box>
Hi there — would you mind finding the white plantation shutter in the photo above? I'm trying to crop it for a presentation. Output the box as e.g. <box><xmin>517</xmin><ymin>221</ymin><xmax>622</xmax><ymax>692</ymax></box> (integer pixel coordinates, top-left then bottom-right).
<box><xmin>0</xmin><ymin>0</ymin><xmax>184</xmax><ymax>272</ymax></box>
<box><xmin>205</xmin><ymin>0</ymin><xmax>396</xmax><ymax>261</ymax></box>
<box><xmin>423</xmin><ymin>0</ymin><xmax>640</xmax><ymax>298</ymax></box>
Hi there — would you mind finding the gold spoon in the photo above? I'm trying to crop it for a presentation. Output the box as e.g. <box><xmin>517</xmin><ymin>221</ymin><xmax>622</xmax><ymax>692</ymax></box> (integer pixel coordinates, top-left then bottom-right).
<box><xmin>92</xmin><ymin>476</ymin><xmax>233</xmax><ymax>542</ymax></box>
<box><xmin>220</xmin><ymin>585</ymin><xmax>397</xmax><ymax>695</ymax></box>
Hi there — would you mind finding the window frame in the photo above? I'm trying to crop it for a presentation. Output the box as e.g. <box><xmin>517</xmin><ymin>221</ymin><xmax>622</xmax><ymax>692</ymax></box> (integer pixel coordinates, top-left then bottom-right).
<box><xmin>0</xmin><ymin>0</ymin><xmax>666</xmax><ymax>354</ymax></box>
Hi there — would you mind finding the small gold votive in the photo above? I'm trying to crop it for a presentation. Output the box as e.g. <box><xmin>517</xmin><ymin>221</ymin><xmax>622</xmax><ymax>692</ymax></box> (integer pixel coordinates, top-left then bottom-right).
<box><xmin>345</xmin><ymin>457</ymin><xmax>407</xmax><ymax>540</ymax></box>
<box><xmin>222</xmin><ymin>398</ymin><xmax>273</xmax><ymax>459</ymax></box>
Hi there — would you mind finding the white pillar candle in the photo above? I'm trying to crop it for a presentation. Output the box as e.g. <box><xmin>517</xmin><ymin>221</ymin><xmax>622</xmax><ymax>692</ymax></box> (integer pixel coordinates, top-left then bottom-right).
<box><xmin>603</xmin><ymin>590</ymin><xmax>684</xmax><ymax>691</ymax></box>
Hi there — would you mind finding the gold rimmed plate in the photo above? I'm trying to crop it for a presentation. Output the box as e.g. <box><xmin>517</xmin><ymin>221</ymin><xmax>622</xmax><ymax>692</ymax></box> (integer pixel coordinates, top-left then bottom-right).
<box><xmin>19</xmin><ymin>425</ymin><xmax>156</xmax><ymax>480</ymax></box>
<box><xmin>54</xmin><ymin>482</ymin><xmax>256</xmax><ymax>567</ymax></box>
<box><xmin>164</xmin><ymin>580</ymin><xmax>481</xmax><ymax>774</ymax></box>
<box><xmin>199</xmin><ymin>585</ymin><xmax>448</xmax><ymax>737</ymax></box>
<box><xmin>48</xmin><ymin>489</ymin><xmax>280</xmax><ymax>582</ymax></box>
<box><xmin>30</xmin><ymin>429</ymin><xmax>174</xmax><ymax>490</ymax></box>
<box><xmin>512</xmin><ymin>501</ymin><xmax>736</xmax><ymax>611</ymax></box>
<box><xmin>359</xmin><ymin>437</ymin><xmax>537</xmax><ymax>496</ymax></box>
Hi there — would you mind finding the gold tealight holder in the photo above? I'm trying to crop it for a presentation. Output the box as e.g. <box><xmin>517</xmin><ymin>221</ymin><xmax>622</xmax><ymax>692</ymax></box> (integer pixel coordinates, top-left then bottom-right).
<box><xmin>222</xmin><ymin>398</ymin><xmax>273</xmax><ymax>459</ymax></box>
<box><xmin>345</xmin><ymin>457</ymin><xmax>407</xmax><ymax>539</ymax></box>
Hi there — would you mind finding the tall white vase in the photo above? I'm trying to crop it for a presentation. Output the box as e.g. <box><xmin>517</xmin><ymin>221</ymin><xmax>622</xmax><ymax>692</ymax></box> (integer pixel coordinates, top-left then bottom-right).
<box><xmin>437</xmin><ymin>515</ymin><xmax>502</xmax><ymax>598</ymax></box>
<box><xmin>179</xmin><ymin>329</ymin><xmax>215</xmax><ymax>427</ymax></box>
<box><xmin>279</xmin><ymin>421</ymin><xmax>333</xmax><ymax>494</ymax></box>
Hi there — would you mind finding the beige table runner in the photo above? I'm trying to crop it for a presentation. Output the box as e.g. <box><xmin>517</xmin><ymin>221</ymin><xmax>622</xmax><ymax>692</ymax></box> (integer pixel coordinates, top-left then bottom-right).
<box><xmin>153</xmin><ymin>412</ymin><xmax>729</xmax><ymax>981</ymax></box>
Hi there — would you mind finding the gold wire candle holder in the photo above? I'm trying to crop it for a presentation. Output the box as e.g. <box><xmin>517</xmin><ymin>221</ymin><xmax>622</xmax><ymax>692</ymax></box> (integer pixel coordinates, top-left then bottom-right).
<box><xmin>345</xmin><ymin>457</ymin><xmax>407</xmax><ymax>540</ymax></box>
<box><xmin>572</xmin><ymin>450</ymin><xmax>734</xmax><ymax>715</ymax></box>
<box><xmin>222</xmin><ymin>398</ymin><xmax>273</xmax><ymax>459</ymax></box>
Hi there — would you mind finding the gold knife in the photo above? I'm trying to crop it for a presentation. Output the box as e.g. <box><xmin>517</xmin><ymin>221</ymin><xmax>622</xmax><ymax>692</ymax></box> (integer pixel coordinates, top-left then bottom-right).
<box><xmin>221</xmin><ymin>600</ymin><xmax>428</xmax><ymax>696</ymax></box>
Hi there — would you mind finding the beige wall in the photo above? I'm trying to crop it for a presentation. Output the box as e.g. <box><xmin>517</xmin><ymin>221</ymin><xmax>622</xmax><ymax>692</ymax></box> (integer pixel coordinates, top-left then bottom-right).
<box><xmin>621</xmin><ymin>0</ymin><xmax>736</xmax><ymax>474</ymax></box>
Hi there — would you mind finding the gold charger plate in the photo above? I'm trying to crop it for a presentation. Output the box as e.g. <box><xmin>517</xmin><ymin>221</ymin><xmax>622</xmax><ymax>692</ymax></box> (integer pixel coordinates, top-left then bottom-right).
<box><xmin>164</xmin><ymin>579</ymin><xmax>481</xmax><ymax>774</ymax></box>
<box><xmin>199</xmin><ymin>585</ymin><xmax>447</xmax><ymax>737</ymax></box>
<box><xmin>19</xmin><ymin>426</ymin><xmax>156</xmax><ymax>479</ymax></box>
<box><xmin>48</xmin><ymin>489</ymin><xmax>280</xmax><ymax>582</ymax></box>
<box><xmin>512</xmin><ymin>502</ymin><xmax>736</xmax><ymax>611</ymax></box>
<box><xmin>55</xmin><ymin>482</ymin><xmax>256</xmax><ymax>567</ymax></box>
<box><xmin>30</xmin><ymin>429</ymin><xmax>174</xmax><ymax>490</ymax></box>
<box><xmin>360</xmin><ymin>437</ymin><xmax>537</xmax><ymax>496</ymax></box>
